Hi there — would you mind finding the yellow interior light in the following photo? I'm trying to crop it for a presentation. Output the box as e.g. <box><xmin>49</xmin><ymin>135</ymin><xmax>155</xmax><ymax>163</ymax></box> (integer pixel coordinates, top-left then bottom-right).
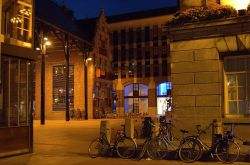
<box><xmin>221</xmin><ymin>0</ymin><xmax>250</xmax><ymax>10</ymax></box>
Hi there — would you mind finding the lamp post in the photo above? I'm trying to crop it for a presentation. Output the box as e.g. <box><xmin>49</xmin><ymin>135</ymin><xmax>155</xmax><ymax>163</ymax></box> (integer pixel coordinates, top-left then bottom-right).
<box><xmin>39</xmin><ymin>35</ymin><xmax>51</xmax><ymax>125</ymax></box>
<box><xmin>83</xmin><ymin>50</ymin><xmax>92</xmax><ymax>120</ymax></box>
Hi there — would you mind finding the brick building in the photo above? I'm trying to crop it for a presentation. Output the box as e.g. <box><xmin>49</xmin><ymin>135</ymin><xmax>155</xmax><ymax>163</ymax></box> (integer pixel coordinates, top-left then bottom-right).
<box><xmin>34</xmin><ymin>0</ymin><xmax>113</xmax><ymax>120</ymax></box>
<box><xmin>0</xmin><ymin>0</ymin><xmax>35</xmax><ymax>157</ymax></box>
<box><xmin>107</xmin><ymin>7</ymin><xmax>178</xmax><ymax>117</ymax></box>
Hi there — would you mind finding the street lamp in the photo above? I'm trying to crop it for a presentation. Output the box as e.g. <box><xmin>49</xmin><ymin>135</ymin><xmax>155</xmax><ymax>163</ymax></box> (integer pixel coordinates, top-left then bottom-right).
<box><xmin>38</xmin><ymin>36</ymin><xmax>51</xmax><ymax>125</ymax></box>
<box><xmin>83</xmin><ymin>49</ymin><xmax>92</xmax><ymax>120</ymax></box>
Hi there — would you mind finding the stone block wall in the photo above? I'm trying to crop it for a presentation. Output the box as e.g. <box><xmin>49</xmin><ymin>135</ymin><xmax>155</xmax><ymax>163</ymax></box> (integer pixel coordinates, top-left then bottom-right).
<box><xmin>170</xmin><ymin>42</ymin><xmax>223</xmax><ymax>133</ymax></box>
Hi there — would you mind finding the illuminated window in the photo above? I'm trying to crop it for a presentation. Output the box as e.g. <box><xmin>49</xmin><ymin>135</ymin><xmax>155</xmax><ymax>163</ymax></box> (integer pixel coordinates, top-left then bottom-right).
<box><xmin>124</xmin><ymin>84</ymin><xmax>148</xmax><ymax>114</ymax></box>
<box><xmin>224</xmin><ymin>57</ymin><xmax>250</xmax><ymax>116</ymax></box>
<box><xmin>157</xmin><ymin>82</ymin><xmax>172</xmax><ymax>115</ymax></box>
<box><xmin>53</xmin><ymin>65</ymin><xmax>74</xmax><ymax>111</ymax></box>
<box><xmin>2</xmin><ymin>0</ymin><xmax>32</xmax><ymax>43</ymax></box>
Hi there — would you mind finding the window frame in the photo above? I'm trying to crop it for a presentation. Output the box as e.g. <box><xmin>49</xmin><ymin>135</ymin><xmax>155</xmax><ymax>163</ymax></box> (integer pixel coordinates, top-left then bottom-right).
<box><xmin>224</xmin><ymin>56</ymin><xmax>250</xmax><ymax>118</ymax></box>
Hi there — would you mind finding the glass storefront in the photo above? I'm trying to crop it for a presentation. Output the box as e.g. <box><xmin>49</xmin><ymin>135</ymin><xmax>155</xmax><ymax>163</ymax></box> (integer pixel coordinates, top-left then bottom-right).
<box><xmin>0</xmin><ymin>56</ymin><xmax>32</xmax><ymax>127</ymax></box>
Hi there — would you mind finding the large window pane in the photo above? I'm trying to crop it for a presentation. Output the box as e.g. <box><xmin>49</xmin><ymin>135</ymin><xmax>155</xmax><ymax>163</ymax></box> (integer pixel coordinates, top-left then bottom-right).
<box><xmin>225</xmin><ymin>57</ymin><xmax>249</xmax><ymax>116</ymax></box>
<box><xmin>124</xmin><ymin>84</ymin><xmax>148</xmax><ymax>114</ymax></box>
<box><xmin>19</xmin><ymin>60</ymin><xmax>28</xmax><ymax>125</ymax></box>
<box><xmin>9</xmin><ymin>59</ymin><xmax>19</xmax><ymax>126</ymax></box>
<box><xmin>229</xmin><ymin>101</ymin><xmax>237</xmax><ymax>114</ymax></box>
<box><xmin>0</xmin><ymin>56</ymin><xmax>31</xmax><ymax>127</ymax></box>
<box><xmin>53</xmin><ymin>65</ymin><xmax>74</xmax><ymax>111</ymax></box>
<box><xmin>0</xmin><ymin>57</ymin><xmax>10</xmax><ymax>127</ymax></box>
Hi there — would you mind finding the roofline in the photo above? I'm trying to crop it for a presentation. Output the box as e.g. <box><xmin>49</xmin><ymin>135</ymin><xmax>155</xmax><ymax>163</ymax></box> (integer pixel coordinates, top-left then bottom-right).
<box><xmin>106</xmin><ymin>6</ymin><xmax>178</xmax><ymax>23</ymax></box>
<box><xmin>36</xmin><ymin>17</ymin><xmax>92</xmax><ymax>47</ymax></box>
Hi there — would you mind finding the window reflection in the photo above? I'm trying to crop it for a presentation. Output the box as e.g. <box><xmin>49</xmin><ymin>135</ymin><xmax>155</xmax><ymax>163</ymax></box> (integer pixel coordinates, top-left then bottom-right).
<box><xmin>0</xmin><ymin>56</ymin><xmax>31</xmax><ymax>127</ymax></box>
<box><xmin>225</xmin><ymin>57</ymin><xmax>249</xmax><ymax>116</ymax></box>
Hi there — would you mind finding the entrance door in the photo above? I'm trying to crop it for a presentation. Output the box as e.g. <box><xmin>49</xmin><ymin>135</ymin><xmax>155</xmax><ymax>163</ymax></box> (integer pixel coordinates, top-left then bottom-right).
<box><xmin>157</xmin><ymin>82</ymin><xmax>172</xmax><ymax>115</ymax></box>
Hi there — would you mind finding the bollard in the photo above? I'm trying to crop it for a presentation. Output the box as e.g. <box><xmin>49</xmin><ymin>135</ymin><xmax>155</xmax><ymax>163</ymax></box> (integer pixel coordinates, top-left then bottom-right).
<box><xmin>125</xmin><ymin>118</ymin><xmax>134</xmax><ymax>138</ymax></box>
<box><xmin>212</xmin><ymin>119</ymin><xmax>223</xmax><ymax>145</ymax></box>
<box><xmin>100</xmin><ymin>120</ymin><xmax>111</xmax><ymax>144</ymax></box>
<box><xmin>214</xmin><ymin>119</ymin><xmax>223</xmax><ymax>135</ymax></box>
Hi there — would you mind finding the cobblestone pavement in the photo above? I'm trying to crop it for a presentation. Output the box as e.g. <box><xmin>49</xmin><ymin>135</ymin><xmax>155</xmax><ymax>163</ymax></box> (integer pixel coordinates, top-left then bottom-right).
<box><xmin>0</xmin><ymin>120</ymin><xmax>249</xmax><ymax>165</ymax></box>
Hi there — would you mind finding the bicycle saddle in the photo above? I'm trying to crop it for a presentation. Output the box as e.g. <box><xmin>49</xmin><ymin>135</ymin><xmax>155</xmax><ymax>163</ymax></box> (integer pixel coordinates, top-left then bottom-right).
<box><xmin>180</xmin><ymin>129</ymin><xmax>189</xmax><ymax>134</ymax></box>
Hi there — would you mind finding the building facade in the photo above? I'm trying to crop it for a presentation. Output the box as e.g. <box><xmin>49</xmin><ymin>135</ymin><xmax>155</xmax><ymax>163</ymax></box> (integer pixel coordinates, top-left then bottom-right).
<box><xmin>107</xmin><ymin>7</ymin><xmax>177</xmax><ymax>117</ymax></box>
<box><xmin>0</xmin><ymin>0</ymin><xmax>35</xmax><ymax>157</ymax></box>
<box><xmin>34</xmin><ymin>0</ymin><xmax>113</xmax><ymax>120</ymax></box>
<box><xmin>167</xmin><ymin>0</ymin><xmax>250</xmax><ymax>139</ymax></box>
<box><xmin>78</xmin><ymin>10</ymin><xmax>114</xmax><ymax>119</ymax></box>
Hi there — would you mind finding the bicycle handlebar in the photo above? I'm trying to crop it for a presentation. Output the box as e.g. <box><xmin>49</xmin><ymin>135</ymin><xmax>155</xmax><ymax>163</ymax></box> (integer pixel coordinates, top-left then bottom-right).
<box><xmin>196</xmin><ymin>123</ymin><xmax>213</xmax><ymax>135</ymax></box>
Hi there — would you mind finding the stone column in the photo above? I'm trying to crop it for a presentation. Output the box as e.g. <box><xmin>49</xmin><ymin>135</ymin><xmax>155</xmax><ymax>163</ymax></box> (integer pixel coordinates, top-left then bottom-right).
<box><xmin>171</xmin><ymin>40</ymin><xmax>223</xmax><ymax>132</ymax></box>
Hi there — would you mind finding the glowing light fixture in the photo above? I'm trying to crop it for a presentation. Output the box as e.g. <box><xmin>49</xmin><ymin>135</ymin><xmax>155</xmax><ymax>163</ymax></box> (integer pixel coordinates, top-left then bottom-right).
<box><xmin>86</xmin><ymin>57</ymin><xmax>93</xmax><ymax>61</ymax></box>
<box><xmin>10</xmin><ymin>16</ymin><xmax>22</xmax><ymax>24</ymax></box>
<box><xmin>45</xmin><ymin>41</ymin><xmax>51</xmax><ymax>46</ymax></box>
<box><xmin>221</xmin><ymin>0</ymin><xmax>250</xmax><ymax>10</ymax></box>
<box><xmin>19</xmin><ymin>8</ymin><xmax>32</xmax><ymax>16</ymax></box>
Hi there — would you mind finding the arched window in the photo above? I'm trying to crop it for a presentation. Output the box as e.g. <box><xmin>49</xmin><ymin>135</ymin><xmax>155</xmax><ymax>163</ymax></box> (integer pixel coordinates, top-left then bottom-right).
<box><xmin>124</xmin><ymin>83</ymin><xmax>148</xmax><ymax>114</ymax></box>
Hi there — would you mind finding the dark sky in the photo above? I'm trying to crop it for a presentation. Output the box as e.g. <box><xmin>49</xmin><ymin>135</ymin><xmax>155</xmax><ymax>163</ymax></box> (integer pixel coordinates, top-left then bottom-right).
<box><xmin>54</xmin><ymin>0</ymin><xmax>177</xmax><ymax>19</ymax></box>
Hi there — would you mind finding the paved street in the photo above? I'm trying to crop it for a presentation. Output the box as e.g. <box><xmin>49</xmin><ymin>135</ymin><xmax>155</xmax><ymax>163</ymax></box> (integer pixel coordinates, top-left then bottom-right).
<box><xmin>0</xmin><ymin>120</ymin><xmax>249</xmax><ymax>165</ymax></box>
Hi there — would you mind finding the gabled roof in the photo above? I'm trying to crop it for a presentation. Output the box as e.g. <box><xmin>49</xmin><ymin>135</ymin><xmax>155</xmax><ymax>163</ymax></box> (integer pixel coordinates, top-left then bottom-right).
<box><xmin>106</xmin><ymin>6</ymin><xmax>178</xmax><ymax>23</ymax></box>
<box><xmin>35</xmin><ymin>0</ymin><xmax>80</xmax><ymax>39</ymax></box>
<box><xmin>77</xmin><ymin>18</ymin><xmax>97</xmax><ymax>42</ymax></box>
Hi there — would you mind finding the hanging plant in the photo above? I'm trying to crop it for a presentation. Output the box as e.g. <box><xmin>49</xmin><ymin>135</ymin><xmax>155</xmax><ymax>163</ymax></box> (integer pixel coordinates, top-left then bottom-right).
<box><xmin>167</xmin><ymin>5</ymin><xmax>237</xmax><ymax>26</ymax></box>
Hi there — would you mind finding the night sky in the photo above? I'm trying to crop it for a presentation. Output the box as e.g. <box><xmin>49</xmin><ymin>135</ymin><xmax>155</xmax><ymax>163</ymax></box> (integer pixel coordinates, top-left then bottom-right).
<box><xmin>54</xmin><ymin>0</ymin><xmax>177</xmax><ymax>19</ymax></box>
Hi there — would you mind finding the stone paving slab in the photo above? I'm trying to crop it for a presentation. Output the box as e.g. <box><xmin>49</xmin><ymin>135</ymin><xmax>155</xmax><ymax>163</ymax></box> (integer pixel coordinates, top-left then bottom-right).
<box><xmin>0</xmin><ymin>120</ymin><xmax>249</xmax><ymax>165</ymax></box>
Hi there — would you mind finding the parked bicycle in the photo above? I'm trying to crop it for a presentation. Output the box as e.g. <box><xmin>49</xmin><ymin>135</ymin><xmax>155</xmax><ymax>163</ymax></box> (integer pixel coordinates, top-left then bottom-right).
<box><xmin>154</xmin><ymin>120</ymin><xmax>191</xmax><ymax>160</ymax></box>
<box><xmin>133</xmin><ymin>121</ymin><xmax>169</xmax><ymax>160</ymax></box>
<box><xmin>88</xmin><ymin>127</ymin><xmax>137</xmax><ymax>159</ymax></box>
<box><xmin>178</xmin><ymin>123</ymin><xmax>240</xmax><ymax>163</ymax></box>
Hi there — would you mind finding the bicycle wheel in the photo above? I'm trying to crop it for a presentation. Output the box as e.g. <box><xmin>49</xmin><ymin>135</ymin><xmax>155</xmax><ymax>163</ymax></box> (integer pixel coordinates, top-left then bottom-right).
<box><xmin>116</xmin><ymin>137</ymin><xmax>137</xmax><ymax>158</ymax></box>
<box><xmin>178</xmin><ymin>139</ymin><xmax>202</xmax><ymax>163</ymax></box>
<box><xmin>215</xmin><ymin>140</ymin><xmax>240</xmax><ymax>163</ymax></box>
<box><xmin>146</xmin><ymin>137</ymin><xmax>168</xmax><ymax>160</ymax></box>
<box><xmin>88</xmin><ymin>138</ymin><xmax>109</xmax><ymax>158</ymax></box>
